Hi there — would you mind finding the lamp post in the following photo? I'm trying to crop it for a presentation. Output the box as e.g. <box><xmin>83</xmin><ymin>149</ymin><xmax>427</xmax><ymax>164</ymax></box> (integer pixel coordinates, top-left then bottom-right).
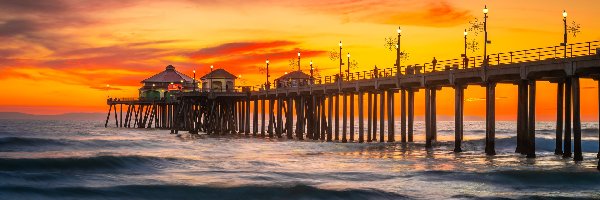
<box><xmin>106</xmin><ymin>84</ymin><xmax>110</xmax><ymax>98</ymax></box>
<box><xmin>563</xmin><ymin>10</ymin><xmax>568</xmax><ymax>58</ymax></box>
<box><xmin>464</xmin><ymin>29</ymin><xmax>468</xmax><ymax>68</ymax></box>
<box><xmin>192</xmin><ymin>68</ymin><xmax>196</xmax><ymax>92</ymax></box>
<box><xmin>483</xmin><ymin>5</ymin><xmax>489</xmax><ymax>67</ymax></box>
<box><xmin>347</xmin><ymin>53</ymin><xmax>351</xmax><ymax>81</ymax></box>
<box><xmin>339</xmin><ymin>41</ymin><xmax>343</xmax><ymax>82</ymax></box>
<box><xmin>297</xmin><ymin>52</ymin><xmax>301</xmax><ymax>71</ymax></box>
<box><xmin>210</xmin><ymin>65</ymin><xmax>213</xmax><ymax>92</ymax></box>
<box><xmin>310</xmin><ymin>60</ymin><xmax>314</xmax><ymax>84</ymax></box>
<box><xmin>396</xmin><ymin>26</ymin><xmax>401</xmax><ymax>76</ymax></box>
<box><xmin>266</xmin><ymin>59</ymin><xmax>270</xmax><ymax>91</ymax></box>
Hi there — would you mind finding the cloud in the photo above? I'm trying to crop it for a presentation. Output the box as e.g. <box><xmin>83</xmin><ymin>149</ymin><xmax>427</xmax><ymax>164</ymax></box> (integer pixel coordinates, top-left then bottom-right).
<box><xmin>188</xmin><ymin>41</ymin><xmax>298</xmax><ymax>59</ymax></box>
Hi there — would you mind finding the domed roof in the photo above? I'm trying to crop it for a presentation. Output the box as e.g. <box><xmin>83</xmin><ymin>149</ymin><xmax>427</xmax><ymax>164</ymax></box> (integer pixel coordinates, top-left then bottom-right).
<box><xmin>141</xmin><ymin>65</ymin><xmax>194</xmax><ymax>83</ymax></box>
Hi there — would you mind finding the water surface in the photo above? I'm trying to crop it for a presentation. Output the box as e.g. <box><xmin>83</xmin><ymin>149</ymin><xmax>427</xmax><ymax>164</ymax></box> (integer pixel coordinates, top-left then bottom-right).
<box><xmin>0</xmin><ymin>119</ymin><xmax>599</xmax><ymax>199</ymax></box>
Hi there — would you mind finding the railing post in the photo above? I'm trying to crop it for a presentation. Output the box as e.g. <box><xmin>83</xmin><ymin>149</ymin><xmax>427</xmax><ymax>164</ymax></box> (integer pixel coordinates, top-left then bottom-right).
<box><xmin>588</xmin><ymin>42</ymin><xmax>592</xmax><ymax>55</ymax></box>
<box><xmin>510</xmin><ymin>52</ymin><xmax>513</xmax><ymax>63</ymax></box>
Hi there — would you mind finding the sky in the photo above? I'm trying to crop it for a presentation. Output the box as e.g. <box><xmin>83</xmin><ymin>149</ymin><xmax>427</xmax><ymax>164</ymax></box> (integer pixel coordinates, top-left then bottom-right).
<box><xmin>1</xmin><ymin>0</ymin><xmax>599</xmax><ymax>121</ymax></box>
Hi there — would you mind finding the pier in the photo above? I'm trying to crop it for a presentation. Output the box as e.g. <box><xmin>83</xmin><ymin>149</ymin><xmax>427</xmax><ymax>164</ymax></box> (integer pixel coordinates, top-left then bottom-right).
<box><xmin>107</xmin><ymin>40</ymin><xmax>600</xmax><ymax>169</ymax></box>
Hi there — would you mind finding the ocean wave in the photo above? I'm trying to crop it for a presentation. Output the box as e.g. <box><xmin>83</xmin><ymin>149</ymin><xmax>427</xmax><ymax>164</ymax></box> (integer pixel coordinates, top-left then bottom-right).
<box><xmin>419</xmin><ymin>170</ymin><xmax>600</xmax><ymax>189</ymax></box>
<box><xmin>0</xmin><ymin>184</ymin><xmax>408</xmax><ymax>200</ymax></box>
<box><xmin>0</xmin><ymin>137</ymin><xmax>162</xmax><ymax>152</ymax></box>
<box><xmin>0</xmin><ymin>155</ymin><xmax>184</xmax><ymax>171</ymax></box>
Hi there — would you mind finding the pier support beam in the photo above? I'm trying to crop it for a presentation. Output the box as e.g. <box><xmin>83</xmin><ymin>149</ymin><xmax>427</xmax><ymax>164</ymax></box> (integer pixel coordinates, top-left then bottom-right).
<box><xmin>358</xmin><ymin>91</ymin><xmax>364</xmax><ymax>143</ymax></box>
<box><xmin>572</xmin><ymin>77</ymin><xmax>583</xmax><ymax>161</ymax></box>
<box><xmin>425</xmin><ymin>88</ymin><xmax>432</xmax><ymax>148</ymax></box>
<box><xmin>454</xmin><ymin>84</ymin><xmax>464</xmax><ymax>153</ymax></box>
<box><xmin>527</xmin><ymin>80</ymin><xmax>536</xmax><ymax>158</ymax></box>
<box><xmin>367</xmin><ymin>92</ymin><xmax>372</xmax><ymax>142</ymax></box>
<box><xmin>287</xmin><ymin>97</ymin><xmax>294</xmax><ymax>139</ymax></box>
<box><xmin>342</xmin><ymin>93</ymin><xmax>348</xmax><ymax>143</ymax></box>
<box><xmin>388</xmin><ymin>90</ymin><xmax>395</xmax><ymax>142</ymax></box>
<box><xmin>253</xmin><ymin>99</ymin><xmax>258</xmax><ymax>135</ymax></box>
<box><xmin>277</xmin><ymin>97</ymin><xmax>283</xmax><ymax>138</ymax></box>
<box><xmin>335</xmin><ymin>94</ymin><xmax>340</xmax><ymax>141</ymax></box>
<box><xmin>373</xmin><ymin>92</ymin><xmax>378</xmax><ymax>142</ymax></box>
<box><xmin>379</xmin><ymin>91</ymin><xmax>385</xmax><ymax>142</ymax></box>
<box><xmin>598</xmin><ymin>80</ymin><xmax>600</xmax><ymax>159</ymax></box>
<box><xmin>555</xmin><ymin>81</ymin><xmax>564</xmax><ymax>155</ymax></box>
<box><xmin>261</xmin><ymin>98</ymin><xmax>266</xmax><ymax>137</ymax></box>
<box><xmin>431</xmin><ymin>89</ymin><xmax>436</xmax><ymax>141</ymax></box>
<box><xmin>268</xmin><ymin>99</ymin><xmax>274</xmax><ymax>138</ymax></box>
<box><xmin>485</xmin><ymin>82</ymin><xmax>497</xmax><ymax>156</ymax></box>
<box><xmin>516</xmin><ymin>80</ymin><xmax>528</xmax><ymax>154</ymax></box>
<box><xmin>408</xmin><ymin>89</ymin><xmax>414</xmax><ymax>142</ymax></box>
<box><xmin>400</xmin><ymin>89</ymin><xmax>406</xmax><ymax>143</ymax></box>
<box><xmin>327</xmin><ymin>95</ymin><xmax>333</xmax><ymax>141</ymax></box>
<box><xmin>245</xmin><ymin>98</ymin><xmax>251</xmax><ymax>134</ymax></box>
<box><xmin>350</xmin><ymin>93</ymin><xmax>355</xmax><ymax>142</ymax></box>
<box><xmin>564</xmin><ymin>78</ymin><xmax>572</xmax><ymax>158</ymax></box>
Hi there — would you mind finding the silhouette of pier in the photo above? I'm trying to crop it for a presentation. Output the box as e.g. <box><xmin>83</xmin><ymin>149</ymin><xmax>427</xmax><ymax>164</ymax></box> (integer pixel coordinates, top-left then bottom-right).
<box><xmin>107</xmin><ymin>40</ymin><xmax>600</xmax><ymax>170</ymax></box>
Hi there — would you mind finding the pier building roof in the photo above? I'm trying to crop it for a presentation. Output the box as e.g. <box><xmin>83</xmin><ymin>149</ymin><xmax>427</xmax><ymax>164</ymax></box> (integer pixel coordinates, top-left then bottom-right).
<box><xmin>274</xmin><ymin>70</ymin><xmax>310</xmax><ymax>81</ymax></box>
<box><xmin>142</xmin><ymin>65</ymin><xmax>194</xmax><ymax>83</ymax></box>
<box><xmin>200</xmin><ymin>69</ymin><xmax>237</xmax><ymax>80</ymax></box>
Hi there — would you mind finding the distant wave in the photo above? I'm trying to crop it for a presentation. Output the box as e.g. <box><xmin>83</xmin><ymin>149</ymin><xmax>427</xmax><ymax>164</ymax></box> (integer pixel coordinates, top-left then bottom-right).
<box><xmin>418</xmin><ymin>170</ymin><xmax>600</xmax><ymax>189</ymax></box>
<box><xmin>0</xmin><ymin>155</ymin><xmax>184</xmax><ymax>171</ymax></box>
<box><xmin>0</xmin><ymin>137</ymin><xmax>161</xmax><ymax>152</ymax></box>
<box><xmin>0</xmin><ymin>184</ymin><xmax>408</xmax><ymax>200</ymax></box>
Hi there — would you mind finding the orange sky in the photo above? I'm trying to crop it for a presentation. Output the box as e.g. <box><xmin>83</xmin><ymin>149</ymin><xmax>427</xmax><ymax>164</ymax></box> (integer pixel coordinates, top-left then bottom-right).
<box><xmin>1</xmin><ymin>0</ymin><xmax>599</xmax><ymax>121</ymax></box>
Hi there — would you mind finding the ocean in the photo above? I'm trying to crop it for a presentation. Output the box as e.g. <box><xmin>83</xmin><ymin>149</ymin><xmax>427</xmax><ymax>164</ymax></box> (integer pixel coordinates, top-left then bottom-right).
<box><xmin>0</xmin><ymin>119</ymin><xmax>599</xmax><ymax>199</ymax></box>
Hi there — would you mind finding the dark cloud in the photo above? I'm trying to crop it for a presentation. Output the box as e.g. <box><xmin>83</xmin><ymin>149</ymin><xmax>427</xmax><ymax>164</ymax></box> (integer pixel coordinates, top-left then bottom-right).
<box><xmin>0</xmin><ymin>19</ymin><xmax>40</xmax><ymax>37</ymax></box>
<box><xmin>0</xmin><ymin>0</ymin><xmax>69</xmax><ymax>14</ymax></box>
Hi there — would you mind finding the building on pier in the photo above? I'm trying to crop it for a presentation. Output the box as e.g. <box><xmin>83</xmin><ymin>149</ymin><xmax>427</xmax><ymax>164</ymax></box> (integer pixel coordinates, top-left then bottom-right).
<box><xmin>200</xmin><ymin>68</ymin><xmax>237</xmax><ymax>92</ymax></box>
<box><xmin>274</xmin><ymin>70</ymin><xmax>311</xmax><ymax>88</ymax></box>
<box><xmin>139</xmin><ymin>65</ymin><xmax>196</xmax><ymax>100</ymax></box>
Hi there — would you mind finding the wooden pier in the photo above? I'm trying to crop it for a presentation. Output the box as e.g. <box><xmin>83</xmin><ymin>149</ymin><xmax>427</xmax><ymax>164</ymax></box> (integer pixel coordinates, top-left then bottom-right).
<box><xmin>107</xmin><ymin>41</ymin><xmax>600</xmax><ymax>169</ymax></box>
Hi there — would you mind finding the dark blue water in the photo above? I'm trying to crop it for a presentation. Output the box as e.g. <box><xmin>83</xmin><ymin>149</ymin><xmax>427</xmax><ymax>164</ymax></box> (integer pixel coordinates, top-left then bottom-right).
<box><xmin>0</xmin><ymin>119</ymin><xmax>599</xmax><ymax>199</ymax></box>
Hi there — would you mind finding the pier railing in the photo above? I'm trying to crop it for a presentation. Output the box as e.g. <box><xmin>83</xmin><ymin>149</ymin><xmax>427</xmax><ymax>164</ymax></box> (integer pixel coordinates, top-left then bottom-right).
<box><xmin>254</xmin><ymin>40</ymin><xmax>599</xmax><ymax>90</ymax></box>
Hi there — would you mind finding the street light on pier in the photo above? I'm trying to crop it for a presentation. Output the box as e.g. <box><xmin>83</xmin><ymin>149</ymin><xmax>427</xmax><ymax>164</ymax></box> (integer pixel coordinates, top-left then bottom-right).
<box><xmin>310</xmin><ymin>60</ymin><xmax>314</xmax><ymax>84</ymax></box>
<box><xmin>395</xmin><ymin>26</ymin><xmax>402</xmax><ymax>76</ymax></box>
<box><xmin>562</xmin><ymin>10</ymin><xmax>568</xmax><ymax>58</ymax></box>
<box><xmin>347</xmin><ymin>53</ymin><xmax>351</xmax><ymax>81</ymax></box>
<box><xmin>265</xmin><ymin>59</ymin><xmax>270</xmax><ymax>91</ymax></box>
<box><xmin>483</xmin><ymin>5</ymin><xmax>489</xmax><ymax>67</ymax></box>
<box><xmin>192</xmin><ymin>68</ymin><xmax>196</xmax><ymax>92</ymax></box>
<box><xmin>339</xmin><ymin>41</ymin><xmax>343</xmax><ymax>83</ymax></box>
<box><xmin>463</xmin><ymin>29</ymin><xmax>468</xmax><ymax>68</ymax></box>
<box><xmin>210</xmin><ymin>65</ymin><xmax>214</xmax><ymax>92</ymax></box>
<box><xmin>297</xmin><ymin>52</ymin><xmax>301</xmax><ymax>71</ymax></box>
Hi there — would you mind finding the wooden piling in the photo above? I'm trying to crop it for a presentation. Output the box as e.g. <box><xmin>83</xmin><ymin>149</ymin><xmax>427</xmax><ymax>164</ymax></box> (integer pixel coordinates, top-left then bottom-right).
<box><xmin>253</xmin><ymin>99</ymin><xmax>259</xmax><ymax>135</ymax></box>
<box><xmin>454</xmin><ymin>85</ymin><xmax>464</xmax><ymax>152</ymax></box>
<box><xmin>564</xmin><ymin>78</ymin><xmax>572</xmax><ymax>158</ymax></box>
<box><xmin>388</xmin><ymin>90</ymin><xmax>395</xmax><ymax>142</ymax></box>
<box><xmin>408</xmin><ymin>89</ymin><xmax>414</xmax><ymax>142</ymax></box>
<box><xmin>367</xmin><ymin>92</ymin><xmax>372</xmax><ymax>142</ymax></box>
<box><xmin>277</xmin><ymin>97</ymin><xmax>283</xmax><ymax>138</ymax></box>
<box><xmin>572</xmin><ymin>77</ymin><xmax>583</xmax><ymax>161</ymax></box>
<box><xmin>373</xmin><ymin>92</ymin><xmax>378</xmax><ymax>142</ymax></box>
<box><xmin>327</xmin><ymin>95</ymin><xmax>333</xmax><ymax>141</ymax></box>
<box><xmin>485</xmin><ymin>82</ymin><xmax>496</xmax><ymax>156</ymax></box>
<box><xmin>349</xmin><ymin>93</ymin><xmax>355</xmax><ymax>142</ymax></box>
<box><xmin>431</xmin><ymin>89</ymin><xmax>436</xmax><ymax>141</ymax></box>
<box><xmin>342</xmin><ymin>93</ymin><xmax>348</xmax><ymax>143</ymax></box>
<box><xmin>261</xmin><ymin>98</ymin><xmax>266</xmax><ymax>137</ymax></box>
<box><xmin>527</xmin><ymin>80</ymin><xmax>536</xmax><ymax>158</ymax></box>
<box><xmin>425</xmin><ymin>88</ymin><xmax>431</xmax><ymax>148</ymax></box>
<box><xmin>400</xmin><ymin>89</ymin><xmax>406</xmax><ymax>143</ymax></box>
<box><xmin>335</xmin><ymin>94</ymin><xmax>339</xmax><ymax>141</ymax></box>
<box><xmin>379</xmin><ymin>91</ymin><xmax>385</xmax><ymax>143</ymax></box>
<box><xmin>287</xmin><ymin>96</ymin><xmax>294</xmax><ymax>139</ymax></box>
<box><xmin>358</xmin><ymin>91</ymin><xmax>364</xmax><ymax>143</ymax></box>
<box><xmin>555</xmin><ymin>81</ymin><xmax>564</xmax><ymax>155</ymax></box>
